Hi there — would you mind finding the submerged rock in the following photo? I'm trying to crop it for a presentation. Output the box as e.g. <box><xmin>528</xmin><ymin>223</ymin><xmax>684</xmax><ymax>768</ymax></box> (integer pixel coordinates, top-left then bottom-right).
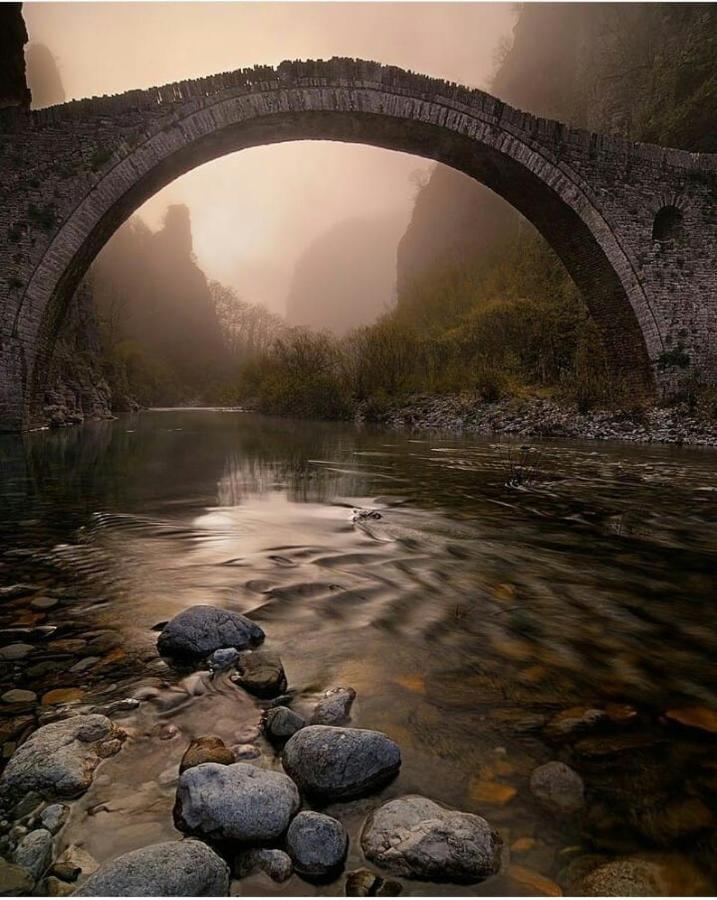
<box><xmin>574</xmin><ymin>857</ymin><xmax>671</xmax><ymax>896</ymax></box>
<box><xmin>287</xmin><ymin>811</ymin><xmax>348</xmax><ymax>878</ymax></box>
<box><xmin>234</xmin><ymin>650</ymin><xmax>287</xmax><ymax>698</ymax></box>
<box><xmin>13</xmin><ymin>828</ymin><xmax>53</xmax><ymax>879</ymax></box>
<box><xmin>361</xmin><ymin>795</ymin><xmax>502</xmax><ymax>883</ymax></box>
<box><xmin>236</xmin><ymin>848</ymin><xmax>293</xmax><ymax>883</ymax></box>
<box><xmin>264</xmin><ymin>706</ymin><xmax>305</xmax><ymax>742</ymax></box>
<box><xmin>179</xmin><ymin>736</ymin><xmax>235</xmax><ymax>773</ymax></box>
<box><xmin>530</xmin><ymin>761</ymin><xmax>584</xmax><ymax>814</ymax></box>
<box><xmin>0</xmin><ymin>859</ymin><xmax>34</xmax><ymax>896</ymax></box>
<box><xmin>283</xmin><ymin>725</ymin><xmax>400</xmax><ymax>799</ymax></box>
<box><xmin>345</xmin><ymin>868</ymin><xmax>403</xmax><ymax>896</ymax></box>
<box><xmin>310</xmin><ymin>687</ymin><xmax>356</xmax><ymax>725</ymax></box>
<box><xmin>174</xmin><ymin>762</ymin><xmax>300</xmax><ymax>842</ymax></box>
<box><xmin>0</xmin><ymin>715</ymin><xmax>123</xmax><ymax>803</ymax></box>
<box><xmin>53</xmin><ymin>845</ymin><xmax>98</xmax><ymax>879</ymax></box>
<box><xmin>157</xmin><ymin>606</ymin><xmax>264</xmax><ymax>660</ymax></box>
<box><xmin>73</xmin><ymin>839</ymin><xmax>230</xmax><ymax>896</ymax></box>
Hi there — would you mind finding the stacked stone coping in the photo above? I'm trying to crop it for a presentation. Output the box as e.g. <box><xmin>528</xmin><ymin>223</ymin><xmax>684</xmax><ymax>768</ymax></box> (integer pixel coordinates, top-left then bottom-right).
<box><xmin>1</xmin><ymin>57</ymin><xmax>714</xmax><ymax>176</ymax></box>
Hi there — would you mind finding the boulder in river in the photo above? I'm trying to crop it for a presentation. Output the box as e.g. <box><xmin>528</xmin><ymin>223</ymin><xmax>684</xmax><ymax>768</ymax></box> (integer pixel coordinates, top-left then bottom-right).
<box><xmin>264</xmin><ymin>706</ymin><xmax>305</xmax><ymax>742</ymax></box>
<box><xmin>361</xmin><ymin>795</ymin><xmax>502</xmax><ymax>883</ymax></box>
<box><xmin>73</xmin><ymin>839</ymin><xmax>230</xmax><ymax>896</ymax></box>
<box><xmin>174</xmin><ymin>762</ymin><xmax>300</xmax><ymax>842</ymax></box>
<box><xmin>234</xmin><ymin>650</ymin><xmax>287</xmax><ymax>698</ymax></box>
<box><xmin>286</xmin><ymin>811</ymin><xmax>348</xmax><ymax>878</ymax></box>
<box><xmin>157</xmin><ymin>606</ymin><xmax>264</xmax><ymax>660</ymax></box>
<box><xmin>179</xmin><ymin>736</ymin><xmax>235</xmax><ymax>773</ymax></box>
<box><xmin>529</xmin><ymin>761</ymin><xmax>584</xmax><ymax>814</ymax></box>
<box><xmin>283</xmin><ymin>725</ymin><xmax>400</xmax><ymax>800</ymax></box>
<box><xmin>0</xmin><ymin>715</ymin><xmax>124</xmax><ymax>803</ymax></box>
<box><xmin>310</xmin><ymin>687</ymin><xmax>356</xmax><ymax>725</ymax></box>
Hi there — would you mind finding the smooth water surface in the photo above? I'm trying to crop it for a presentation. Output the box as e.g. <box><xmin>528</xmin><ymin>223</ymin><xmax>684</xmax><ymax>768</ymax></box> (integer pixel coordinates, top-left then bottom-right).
<box><xmin>1</xmin><ymin>410</ymin><xmax>717</xmax><ymax>894</ymax></box>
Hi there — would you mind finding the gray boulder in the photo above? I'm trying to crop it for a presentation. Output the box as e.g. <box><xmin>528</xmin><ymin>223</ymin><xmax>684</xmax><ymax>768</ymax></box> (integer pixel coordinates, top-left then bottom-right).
<box><xmin>0</xmin><ymin>715</ymin><xmax>123</xmax><ymax>803</ymax></box>
<box><xmin>283</xmin><ymin>726</ymin><xmax>400</xmax><ymax>799</ymax></box>
<box><xmin>287</xmin><ymin>811</ymin><xmax>347</xmax><ymax>878</ymax></box>
<box><xmin>157</xmin><ymin>606</ymin><xmax>264</xmax><ymax>660</ymax></box>
<box><xmin>236</xmin><ymin>848</ymin><xmax>293</xmax><ymax>883</ymax></box>
<box><xmin>361</xmin><ymin>795</ymin><xmax>502</xmax><ymax>883</ymax></box>
<box><xmin>73</xmin><ymin>840</ymin><xmax>230</xmax><ymax>896</ymax></box>
<box><xmin>265</xmin><ymin>707</ymin><xmax>305</xmax><ymax>742</ymax></box>
<box><xmin>209</xmin><ymin>647</ymin><xmax>240</xmax><ymax>670</ymax></box>
<box><xmin>40</xmin><ymin>804</ymin><xmax>69</xmax><ymax>835</ymax></box>
<box><xmin>13</xmin><ymin>828</ymin><xmax>53</xmax><ymax>879</ymax></box>
<box><xmin>310</xmin><ymin>687</ymin><xmax>356</xmax><ymax>725</ymax></box>
<box><xmin>530</xmin><ymin>761</ymin><xmax>585</xmax><ymax>814</ymax></box>
<box><xmin>174</xmin><ymin>762</ymin><xmax>300</xmax><ymax>842</ymax></box>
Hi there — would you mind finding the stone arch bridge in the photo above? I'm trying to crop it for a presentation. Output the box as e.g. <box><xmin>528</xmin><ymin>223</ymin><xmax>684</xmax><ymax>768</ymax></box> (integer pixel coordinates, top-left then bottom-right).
<box><xmin>1</xmin><ymin>58</ymin><xmax>716</xmax><ymax>431</ymax></box>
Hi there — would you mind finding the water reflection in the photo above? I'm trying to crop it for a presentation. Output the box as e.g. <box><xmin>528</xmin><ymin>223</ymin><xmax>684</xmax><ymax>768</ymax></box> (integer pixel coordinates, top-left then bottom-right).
<box><xmin>1</xmin><ymin>410</ymin><xmax>717</xmax><ymax>895</ymax></box>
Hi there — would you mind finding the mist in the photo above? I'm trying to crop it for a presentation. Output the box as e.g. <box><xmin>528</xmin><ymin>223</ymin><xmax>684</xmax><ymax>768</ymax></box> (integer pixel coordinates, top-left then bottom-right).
<box><xmin>23</xmin><ymin>2</ymin><xmax>515</xmax><ymax>320</ymax></box>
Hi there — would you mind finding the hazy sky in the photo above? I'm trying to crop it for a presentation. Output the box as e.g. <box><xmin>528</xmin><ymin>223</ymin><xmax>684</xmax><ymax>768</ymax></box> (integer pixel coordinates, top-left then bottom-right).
<box><xmin>24</xmin><ymin>3</ymin><xmax>516</xmax><ymax>313</ymax></box>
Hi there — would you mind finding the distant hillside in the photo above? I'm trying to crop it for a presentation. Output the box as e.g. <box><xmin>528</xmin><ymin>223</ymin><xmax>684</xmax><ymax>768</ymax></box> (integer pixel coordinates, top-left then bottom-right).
<box><xmin>286</xmin><ymin>216</ymin><xmax>404</xmax><ymax>335</ymax></box>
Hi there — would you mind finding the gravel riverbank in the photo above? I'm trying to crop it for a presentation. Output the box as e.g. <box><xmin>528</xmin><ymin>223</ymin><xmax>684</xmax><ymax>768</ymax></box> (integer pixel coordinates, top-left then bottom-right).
<box><xmin>363</xmin><ymin>394</ymin><xmax>717</xmax><ymax>447</ymax></box>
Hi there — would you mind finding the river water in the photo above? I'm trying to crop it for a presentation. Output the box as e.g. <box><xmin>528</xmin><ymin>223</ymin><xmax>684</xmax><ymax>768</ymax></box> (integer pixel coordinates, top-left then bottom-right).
<box><xmin>1</xmin><ymin>409</ymin><xmax>716</xmax><ymax>895</ymax></box>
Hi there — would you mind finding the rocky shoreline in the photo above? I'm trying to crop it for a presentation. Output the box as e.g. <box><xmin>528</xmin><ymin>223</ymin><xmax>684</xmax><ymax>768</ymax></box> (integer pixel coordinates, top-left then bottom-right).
<box><xmin>360</xmin><ymin>394</ymin><xmax>717</xmax><ymax>448</ymax></box>
<box><xmin>1</xmin><ymin>591</ymin><xmax>712</xmax><ymax>896</ymax></box>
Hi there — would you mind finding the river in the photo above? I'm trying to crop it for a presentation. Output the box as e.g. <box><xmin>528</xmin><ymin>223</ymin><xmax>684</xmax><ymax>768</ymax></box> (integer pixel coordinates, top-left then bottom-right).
<box><xmin>1</xmin><ymin>409</ymin><xmax>716</xmax><ymax>895</ymax></box>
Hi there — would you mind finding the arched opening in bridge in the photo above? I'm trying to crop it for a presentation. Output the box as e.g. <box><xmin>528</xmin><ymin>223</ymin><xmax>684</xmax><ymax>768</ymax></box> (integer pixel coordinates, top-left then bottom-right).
<box><xmin>46</xmin><ymin>138</ymin><xmax>621</xmax><ymax>420</ymax></box>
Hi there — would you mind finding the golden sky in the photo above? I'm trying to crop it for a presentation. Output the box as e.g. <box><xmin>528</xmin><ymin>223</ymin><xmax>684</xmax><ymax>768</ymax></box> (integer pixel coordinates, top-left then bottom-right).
<box><xmin>23</xmin><ymin>2</ymin><xmax>515</xmax><ymax>313</ymax></box>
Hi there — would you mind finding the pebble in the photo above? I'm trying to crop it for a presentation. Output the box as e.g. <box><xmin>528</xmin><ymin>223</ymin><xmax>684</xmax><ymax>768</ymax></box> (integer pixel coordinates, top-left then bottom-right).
<box><xmin>233</xmin><ymin>649</ymin><xmax>287</xmax><ymax>698</ymax></box>
<box><xmin>30</xmin><ymin>597</ymin><xmax>58</xmax><ymax>610</ymax></box>
<box><xmin>530</xmin><ymin>761</ymin><xmax>585</xmax><ymax>814</ymax></box>
<box><xmin>179</xmin><ymin>736</ymin><xmax>235</xmax><ymax>773</ymax></box>
<box><xmin>40</xmin><ymin>804</ymin><xmax>69</xmax><ymax>835</ymax></box>
<box><xmin>232</xmin><ymin>743</ymin><xmax>260</xmax><ymax>760</ymax></box>
<box><xmin>0</xmin><ymin>859</ymin><xmax>34</xmax><ymax>895</ymax></box>
<box><xmin>209</xmin><ymin>647</ymin><xmax>240</xmax><ymax>669</ymax></box>
<box><xmin>310</xmin><ymin>687</ymin><xmax>356</xmax><ymax>725</ymax></box>
<box><xmin>1</xmin><ymin>689</ymin><xmax>37</xmax><ymax>704</ymax></box>
<box><xmin>69</xmin><ymin>657</ymin><xmax>101</xmax><ymax>673</ymax></box>
<box><xmin>236</xmin><ymin>848</ymin><xmax>293</xmax><ymax>883</ymax></box>
<box><xmin>264</xmin><ymin>706</ymin><xmax>305</xmax><ymax>741</ymax></box>
<box><xmin>287</xmin><ymin>811</ymin><xmax>348</xmax><ymax>878</ymax></box>
<box><xmin>0</xmin><ymin>644</ymin><xmax>33</xmax><ymax>661</ymax></box>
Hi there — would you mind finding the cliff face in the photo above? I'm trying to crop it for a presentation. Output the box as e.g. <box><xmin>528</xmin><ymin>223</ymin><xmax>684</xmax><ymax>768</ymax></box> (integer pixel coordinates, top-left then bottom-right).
<box><xmin>0</xmin><ymin>3</ymin><xmax>31</xmax><ymax>109</ymax></box>
<box><xmin>26</xmin><ymin>43</ymin><xmax>65</xmax><ymax>108</ymax></box>
<box><xmin>286</xmin><ymin>216</ymin><xmax>403</xmax><ymax>335</ymax></box>
<box><xmin>397</xmin><ymin>3</ymin><xmax>717</xmax><ymax>295</ymax></box>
